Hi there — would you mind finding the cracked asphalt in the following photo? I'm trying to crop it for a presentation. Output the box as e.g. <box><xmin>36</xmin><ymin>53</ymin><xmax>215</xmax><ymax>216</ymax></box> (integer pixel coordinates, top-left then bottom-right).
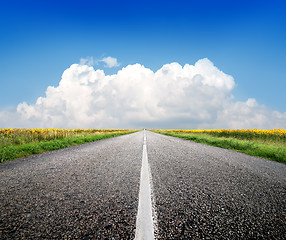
<box><xmin>1</xmin><ymin>130</ymin><xmax>285</xmax><ymax>239</ymax></box>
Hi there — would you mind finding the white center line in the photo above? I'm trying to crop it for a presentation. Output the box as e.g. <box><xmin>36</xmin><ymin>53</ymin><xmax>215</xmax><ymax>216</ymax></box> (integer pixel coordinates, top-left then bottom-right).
<box><xmin>134</xmin><ymin>130</ymin><xmax>155</xmax><ymax>240</ymax></box>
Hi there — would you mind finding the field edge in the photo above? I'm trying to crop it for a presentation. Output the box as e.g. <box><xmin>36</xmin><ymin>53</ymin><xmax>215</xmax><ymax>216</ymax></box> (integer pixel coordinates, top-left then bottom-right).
<box><xmin>0</xmin><ymin>130</ymin><xmax>138</xmax><ymax>163</ymax></box>
<box><xmin>151</xmin><ymin>130</ymin><xmax>286</xmax><ymax>164</ymax></box>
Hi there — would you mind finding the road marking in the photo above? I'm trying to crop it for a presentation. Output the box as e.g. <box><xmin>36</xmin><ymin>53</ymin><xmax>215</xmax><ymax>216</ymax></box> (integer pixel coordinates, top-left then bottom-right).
<box><xmin>135</xmin><ymin>130</ymin><xmax>155</xmax><ymax>240</ymax></box>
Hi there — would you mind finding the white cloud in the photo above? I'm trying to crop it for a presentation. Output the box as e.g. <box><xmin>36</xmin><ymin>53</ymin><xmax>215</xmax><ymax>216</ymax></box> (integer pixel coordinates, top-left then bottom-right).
<box><xmin>100</xmin><ymin>56</ymin><xmax>120</xmax><ymax>68</ymax></box>
<box><xmin>1</xmin><ymin>58</ymin><xmax>285</xmax><ymax>129</ymax></box>
<box><xmin>79</xmin><ymin>56</ymin><xmax>120</xmax><ymax>68</ymax></box>
<box><xmin>79</xmin><ymin>56</ymin><xmax>95</xmax><ymax>66</ymax></box>
<box><xmin>211</xmin><ymin>99</ymin><xmax>286</xmax><ymax>129</ymax></box>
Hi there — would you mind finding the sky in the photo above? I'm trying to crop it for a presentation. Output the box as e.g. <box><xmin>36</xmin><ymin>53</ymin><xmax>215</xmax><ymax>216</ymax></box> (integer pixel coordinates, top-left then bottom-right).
<box><xmin>0</xmin><ymin>0</ymin><xmax>285</xmax><ymax>129</ymax></box>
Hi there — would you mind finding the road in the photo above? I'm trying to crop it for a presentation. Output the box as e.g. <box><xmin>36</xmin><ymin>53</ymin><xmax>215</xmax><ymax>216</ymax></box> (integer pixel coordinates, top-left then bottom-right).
<box><xmin>1</xmin><ymin>130</ymin><xmax>285</xmax><ymax>239</ymax></box>
<box><xmin>147</xmin><ymin>131</ymin><xmax>286</xmax><ymax>239</ymax></box>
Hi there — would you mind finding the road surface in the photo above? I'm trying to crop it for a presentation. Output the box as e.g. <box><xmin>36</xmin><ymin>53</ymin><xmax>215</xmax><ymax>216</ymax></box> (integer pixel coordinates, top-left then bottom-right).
<box><xmin>1</xmin><ymin>130</ymin><xmax>285</xmax><ymax>239</ymax></box>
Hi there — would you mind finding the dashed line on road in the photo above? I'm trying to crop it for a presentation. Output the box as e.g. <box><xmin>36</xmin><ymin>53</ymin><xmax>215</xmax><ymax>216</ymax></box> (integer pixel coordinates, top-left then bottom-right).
<box><xmin>134</xmin><ymin>130</ymin><xmax>156</xmax><ymax>240</ymax></box>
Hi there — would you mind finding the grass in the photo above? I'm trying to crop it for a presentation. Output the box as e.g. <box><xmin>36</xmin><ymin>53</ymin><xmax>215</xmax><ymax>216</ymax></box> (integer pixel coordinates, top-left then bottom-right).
<box><xmin>152</xmin><ymin>130</ymin><xmax>286</xmax><ymax>164</ymax></box>
<box><xmin>2</xmin><ymin>128</ymin><xmax>285</xmax><ymax>164</ymax></box>
<box><xmin>0</xmin><ymin>129</ymin><xmax>137</xmax><ymax>163</ymax></box>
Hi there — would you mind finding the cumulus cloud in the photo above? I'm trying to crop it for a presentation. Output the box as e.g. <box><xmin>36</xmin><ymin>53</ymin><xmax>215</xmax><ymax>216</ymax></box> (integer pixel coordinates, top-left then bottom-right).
<box><xmin>212</xmin><ymin>99</ymin><xmax>286</xmax><ymax>129</ymax></box>
<box><xmin>1</xmin><ymin>58</ymin><xmax>285</xmax><ymax>129</ymax></box>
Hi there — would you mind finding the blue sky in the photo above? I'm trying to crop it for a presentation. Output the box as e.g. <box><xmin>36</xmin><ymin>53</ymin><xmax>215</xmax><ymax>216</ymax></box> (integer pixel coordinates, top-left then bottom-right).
<box><xmin>0</xmin><ymin>0</ymin><xmax>286</xmax><ymax>128</ymax></box>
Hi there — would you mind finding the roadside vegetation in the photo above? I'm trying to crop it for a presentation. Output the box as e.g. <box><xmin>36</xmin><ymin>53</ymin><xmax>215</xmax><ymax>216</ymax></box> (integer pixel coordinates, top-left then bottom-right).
<box><xmin>152</xmin><ymin>129</ymin><xmax>286</xmax><ymax>164</ymax></box>
<box><xmin>0</xmin><ymin>128</ymin><xmax>137</xmax><ymax>163</ymax></box>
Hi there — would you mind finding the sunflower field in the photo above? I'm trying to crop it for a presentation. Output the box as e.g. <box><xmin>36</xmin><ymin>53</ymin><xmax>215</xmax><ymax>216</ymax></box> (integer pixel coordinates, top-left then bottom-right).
<box><xmin>152</xmin><ymin>129</ymin><xmax>286</xmax><ymax>163</ymax></box>
<box><xmin>155</xmin><ymin>129</ymin><xmax>286</xmax><ymax>145</ymax></box>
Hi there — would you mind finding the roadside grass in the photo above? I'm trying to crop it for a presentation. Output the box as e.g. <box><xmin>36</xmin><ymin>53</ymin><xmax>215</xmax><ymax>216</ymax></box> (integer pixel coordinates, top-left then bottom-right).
<box><xmin>152</xmin><ymin>130</ymin><xmax>286</xmax><ymax>164</ymax></box>
<box><xmin>0</xmin><ymin>130</ymin><xmax>137</xmax><ymax>163</ymax></box>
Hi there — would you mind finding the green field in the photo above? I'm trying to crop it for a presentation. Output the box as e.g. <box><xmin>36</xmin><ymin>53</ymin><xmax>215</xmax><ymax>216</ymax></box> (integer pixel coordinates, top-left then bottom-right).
<box><xmin>0</xmin><ymin>129</ymin><xmax>137</xmax><ymax>163</ymax></box>
<box><xmin>152</xmin><ymin>129</ymin><xmax>286</xmax><ymax>164</ymax></box>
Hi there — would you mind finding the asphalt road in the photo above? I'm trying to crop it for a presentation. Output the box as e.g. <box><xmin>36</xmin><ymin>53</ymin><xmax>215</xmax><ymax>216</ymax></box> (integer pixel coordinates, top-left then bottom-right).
<box><xmin>147</xmin><ymin>131</ymin><xmax>286</xmax><ymax>239</ymax></box>
<box><xmin>1</xmin><ymin>130</ymin><xmax>286</xmax><ymax>239</ymax></box>
<box><xmin>0</xmin><ymin>132</ymin><xmax>143</xmax><ymax>239</ymax></box>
